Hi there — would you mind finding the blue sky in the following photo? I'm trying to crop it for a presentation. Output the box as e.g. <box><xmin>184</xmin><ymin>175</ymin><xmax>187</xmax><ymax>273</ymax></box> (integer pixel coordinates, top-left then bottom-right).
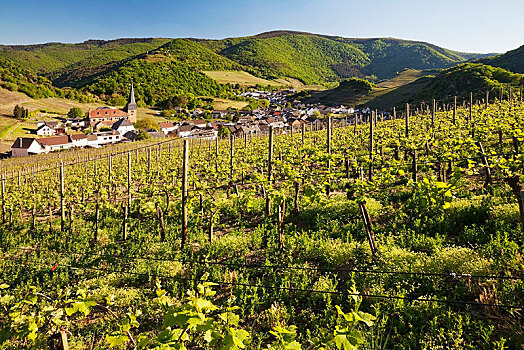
<box><xmin>0</xmin><ymin>0</ymin><xmax>522</xmax><ymax>53</ymax></box>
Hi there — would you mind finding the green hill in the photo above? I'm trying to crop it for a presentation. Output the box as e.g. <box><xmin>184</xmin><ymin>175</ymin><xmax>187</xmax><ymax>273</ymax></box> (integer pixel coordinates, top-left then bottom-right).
<box><xmin>0</xmin><ymin>38</ymin><xmax>170</xmax><ymax>76</ymax></box>
<box><xmin>200</xmin><ymin>31</ymin><xmax>489</xmax><ymax>83</ymax></box>
<box><xmin>81</xmin><ymin>39</ymin><xmax>242</xmax><ymax>107</ymax></box>
<box><xmin>414</xmin><ymin>63</ymin><xmax>524</xmax><ymax>102</ymax></box>
<box><xmin>0</xmin><ymin>57</ymin><xmax>93</xmax><ymax>102</ymax></box>
<box><xmin>479</xmin><ymin>45</ymin><xmax>524</xmax><ymax>74</ymax></box>
<box><xmin>0</xmin><ymin>31</ymin><xmax>498</xmax><ymax>107</ymax></box>
<box><xmin>209</xmin><ymin>34</ymin><xmax>369</xmax><ymax>84</ymax></box>
<box><xmin>302</xmin><ymin>64</ymin><xmax>524</xmax><ymax>109</ymax></box>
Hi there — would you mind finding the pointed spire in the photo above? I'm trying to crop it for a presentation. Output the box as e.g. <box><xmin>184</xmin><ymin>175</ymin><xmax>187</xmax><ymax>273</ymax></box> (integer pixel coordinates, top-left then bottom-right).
<box><xmin>125</xmin><ymin>82</ymin><xmax>137</xmax><ymax>113</ymax></box>
<box><xmin>128</xmin><ymin>82</ymin><xmax>136</xmax><ymax>105</ymax></box>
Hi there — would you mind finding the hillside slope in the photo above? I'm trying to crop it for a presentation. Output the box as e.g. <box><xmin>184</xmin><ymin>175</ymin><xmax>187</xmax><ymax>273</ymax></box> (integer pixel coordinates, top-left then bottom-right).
<box><xmin>81</xmin><ymin>39</ymin><xmax>241</xmax><ymax>107</ymax></box>
<box><xmin>414</xmin><ymin>63</ymin><xmax>524</xmax><ymax>102</ymax></box>
<box><xmin>0</xmin><ymin>38</ymin><xmax>170</xmax><ymax>76</ymax></box>
<box><xmin>479</xmin><ymin>45</ymin><xmax>524</xmax><ymax>74</ymax></box>
<box><xmin>200</xmin><ymin>31</ymin><xmax>488</xmax><ymax>83</ymax></box>
<box><xmin>306</xmin><ymin>64</ymin><xmax>524</xmax><ymax>109</ymax></box>
<box><xmin>0</xmin><ymin>31</ymin><xmax>495</xmax><ymax>106</ymax></box>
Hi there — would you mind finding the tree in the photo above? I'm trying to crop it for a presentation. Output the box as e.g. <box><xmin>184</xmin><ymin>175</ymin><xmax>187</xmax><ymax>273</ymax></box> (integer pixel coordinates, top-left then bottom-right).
<box><xmin>13</xmin><ymin>105</ymin><xmax>21</xmax><ymax>119</ymax></box>
<box><xmin>135</xmin><ymin>117</ymin><xmax>159</xmax><ymax>130</ymax></box>
<box><xmin>67</xmin><ymin>107</ymin><xmax>84</xmax><ymax>119</ymax></box>
<box><xmin>136</xmin><ymin>129</ymin><xmax>151</xmax><ymax>141</ymax></box>
<box><xmin>173</xmin><ymin>95</ymin><xmax>188</xmax><ymax>108</ymax></box>
<box><xmin>218</xmin><ymin>126</ymin><xmax>231</xmax><ymax>138</ymax></box>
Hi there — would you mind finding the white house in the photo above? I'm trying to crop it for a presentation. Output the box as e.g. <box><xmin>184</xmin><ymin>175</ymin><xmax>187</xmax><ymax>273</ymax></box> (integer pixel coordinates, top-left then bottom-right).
<box><xmin>11</xmin><ymin>138</ymin><xmax>45</xmax><ymax>157</ymax></box>
<box><xmin>36</xmin><ymin>124</ymin><xmax>57</xmax><ymax>136</ymax></box>
<box><xmin>112</xmin><ymin>118</ymin><xmax>135</xmax><ymax>134</ymax></box>
<box><xmin>188</xmin><ymin>119</ymin><xmax>208</xmax><ymax>129</ymax></box>
<box><xmin>178</xmin><ymin>124</ymin><xmax>193</xmax><ymax>138</ymax></box>
<box><xmin>189</xmin><ymin>128</ymin><xmax>218</xmax><ymax>140</ymax></box>
<box><xmin>159</xmin><ymin>121</ymin><xmax>178</xmax><ymax>135</ymax></box>
<box><xmin>70</xmin><ymin>134</ymin><xmax>88</xmax><ymax>148</ymax></box>
<box><xmin>37</xmin><ymin>135</ymin><xmax>74</xmax><ymax>153</ymax></box>
<box><xmin>66</xmin><ymin>118</ymin><xmax>86</xmax><ymax>128</ymax></box>
<box><xmin>92</xmin><ymin>131</ymin><xmax>122</xmax><ymax>146</ymax></box>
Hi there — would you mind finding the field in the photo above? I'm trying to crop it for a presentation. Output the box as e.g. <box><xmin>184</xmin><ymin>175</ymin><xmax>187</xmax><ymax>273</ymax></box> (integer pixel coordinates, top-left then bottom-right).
<box><xmin>212</xmin><ymin>98</ymin><xmax>249</xmax><ymax>110</ymax></box>
<box><xmin>0</xmin><ymin>95</ymin><xmax>523</xmax><ymax>349</ymax></box>
<box><xmin>306</xmin><ymin>69</ymin><xmax>435</xmax><ymax>108</ymax></box>
<box><xmin>203</xmin><ymin>70</ymin><xmax>285</xmax><ymax>87</ymax></box>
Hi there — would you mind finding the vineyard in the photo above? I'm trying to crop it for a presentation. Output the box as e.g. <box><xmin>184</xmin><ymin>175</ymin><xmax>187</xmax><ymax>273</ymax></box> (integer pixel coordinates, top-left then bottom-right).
<box><xmin>1</xmin><ymin>91</ymin><xmax>524</xmax><ymax>349</ymax></box>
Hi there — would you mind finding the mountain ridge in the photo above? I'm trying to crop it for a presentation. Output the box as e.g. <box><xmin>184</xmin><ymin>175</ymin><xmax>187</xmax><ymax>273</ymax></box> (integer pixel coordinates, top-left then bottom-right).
<box><xmin>0</xmin><ymin>31</ymin><xmax>516</xmax><ymax>109</ymax></box>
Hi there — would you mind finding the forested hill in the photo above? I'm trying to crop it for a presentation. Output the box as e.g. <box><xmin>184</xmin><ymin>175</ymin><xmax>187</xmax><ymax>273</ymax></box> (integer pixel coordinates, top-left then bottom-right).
<box><xmin>198</xmin><ymin>31</ymin><xmax>491</xmax><ymax>82</ymax></box>
<box><xmin>0</xmin><ymin>31</ymin><xmax>497</xmax><ymax>107</ymax></box>
<box><xmin>479</xmin><ymin>44</ymin><xmax>524</xmax><ymax>74</ymax></box>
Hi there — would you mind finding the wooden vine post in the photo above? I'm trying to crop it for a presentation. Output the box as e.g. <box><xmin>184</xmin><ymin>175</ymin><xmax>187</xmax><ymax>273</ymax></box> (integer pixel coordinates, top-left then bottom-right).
<box><xmin>431</xmin><ymin>99</ymin><xmax>436</xmax><ymax>128</ymax></box>
<box><xmin>301</xmin><ymin>123</ymin><xmax>305</xmax><ymax>145</ymax></box>
<box><xmin>326</xmin><ymin>116</ymin><xmax>332</xmax><ymax>195</ymax></box>
<box><xmin>155</xmin><ymin>202</ymin><xmax>166</xmax><ymax>242</ymax></box>
<box><xmin>230</xmin><ymin>134</ymin><xmax>235</xmax><ymax>178</ymax></box>
<box><xmin>127</xmin><ymin>152</ymin><xmax>132</xmax><ymax>205</ymax></box>
<box><xmin>60</xmin><ymin>161</ymin><xmax>65</xmax><ymax>232</ymax></box>
<box><xmin>181</xmin><ymin>139</ymin><xmax>189</xmax><ymax>248</ymax></box>
<box><xmin>359</xmin><ymin>201</ymin><xmax>377</xmax><ymax>256</ymax></box>
<box><xmin>266</xmin><ymin>126</ymin><xmax>274</xmax><ymax>217</ymax></box>
<box><xmin>215</xmin><ymin>137</ymin><xmax>219</xmax><ymax>172</ymax></box>
<box><xmin>453</xmin><ymin>96</ymin><xmax>457</xmax><ymax>125</ymax></box>
<box><xmin>412</xmin><ymin>150</ymin><xmax>417</xmax><ymax>182</ymax></box>
<box><xmin>368</xmin><ymin>111</ymin><xmax>374</xmax><ymax>181</ymax></box>
<box><xmin>468</xmin><ymin>92</ymin><xmax>473</xmax><ymax>124</ymax></box>
<box><xmin>477</xmin><ymin>141</ymin><xmax>492</xmax><ymax>186</ymax></box>
<box><xmin>1</xmin><ymin>173</ymin><xmax>5</xmax><ymax>223</ymax></box>
<box><xmin>405</xmin><ymin>103</ymin><xmax>410</xmax><ymax>137</ymax></box>
<box><xmin>94</xmin><ymin>203</ymin><xmax>100</xmax><ymax>242</ymax></box>
<box><xmin>485</xmin><ymin>90</ymin><xmax>489</xmax><ymax>109</ymax></box>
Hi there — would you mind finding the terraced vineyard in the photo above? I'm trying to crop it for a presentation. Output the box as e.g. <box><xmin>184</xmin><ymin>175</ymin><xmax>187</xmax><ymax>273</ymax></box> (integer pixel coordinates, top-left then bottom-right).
<box><xmin>1</xmin><ymin>93</ymin><xmax>524</xmax><ymax>349</ymax></box>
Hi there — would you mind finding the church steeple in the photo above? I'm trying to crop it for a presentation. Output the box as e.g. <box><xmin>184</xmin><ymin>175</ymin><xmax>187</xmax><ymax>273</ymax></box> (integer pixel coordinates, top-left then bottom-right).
<box><xmin>124</xmin><ymin>82</ymin><xmax>137</xmax><ymax>123</ymax></box>
<box><xmin>128</xmin><ymin>83</ymin><xmax>136</xmax><ymax>105</ymax></box>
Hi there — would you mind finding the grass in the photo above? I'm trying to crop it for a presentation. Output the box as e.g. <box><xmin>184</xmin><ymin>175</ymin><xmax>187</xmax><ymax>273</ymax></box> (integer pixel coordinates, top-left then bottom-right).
<box><xmin>306</xmin><ymin>69</ymin><xmax>436</xmax><ymax>108</ymax></box>
<box><xmin>202</xmin><ymin>70</ymin><xmax>284</xmax><ymax>87</ymax></box>
<box><xmin>276</xmin><ymin>77</ymin><xmax>327</xmax><ymax>91</ymax></box>
<box><xmin>212</xmin><ymin>98</ymin><xmax>249</xmax><ymax>110</ymax></box>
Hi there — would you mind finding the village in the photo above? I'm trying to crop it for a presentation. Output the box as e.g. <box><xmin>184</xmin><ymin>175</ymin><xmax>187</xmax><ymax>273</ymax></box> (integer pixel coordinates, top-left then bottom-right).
<box><xmin>9</xmin><ymin>85</ymin><xmax>368</xmax><ymax>157</ymax></box>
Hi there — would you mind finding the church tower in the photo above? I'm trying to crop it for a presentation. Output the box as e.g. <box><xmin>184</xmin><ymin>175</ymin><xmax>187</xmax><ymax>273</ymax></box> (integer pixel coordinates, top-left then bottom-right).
<box><xmin>125</xmin><ymin>83</ymin><xmax>137</xmax><ymax>123</ymax></box>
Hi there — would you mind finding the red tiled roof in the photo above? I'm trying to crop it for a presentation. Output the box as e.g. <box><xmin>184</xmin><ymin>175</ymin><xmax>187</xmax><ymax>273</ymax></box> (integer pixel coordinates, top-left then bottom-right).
<box><xmin>36</xmin><ymin>135</ymin><xmax>70</xmax><ymax>146</ymax></box>
<box><xmin>89</xmin><ymin>108</ymin><xmax>128</xmax><ymax>119</ymax></box>
<box><xmin>70</xmin><ymin>134</ymin><xmax>87</xmax><ymax>140</ymax></box>
<box><xmin>159</xmin><ymin>122</ymin><xmax>174</xmax><ymax>128</ymax></box>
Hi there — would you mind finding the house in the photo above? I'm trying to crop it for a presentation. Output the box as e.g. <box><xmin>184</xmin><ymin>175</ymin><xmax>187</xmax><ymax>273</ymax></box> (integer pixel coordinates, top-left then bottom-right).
<box><xmin>187</xmin><ymin>119</ymin><xmax>208</xmax><ymax>128</ymax></box>
<box><xmin>92</xmin><ymin>120</ymin><xmax>116</xmax><ymax>130</ymax></box>
<box><xmin>234</xmin><ymin>125</ymin><xmax>259</xmax><ymax>136</ymax></box>
<box><xmin>37</xmin><ymin>135</ymin><xmax>73</xmax><ymax>153</ymax></box>
<box><xmin>11</xmin><ymin>138</ymin><xmax>45</xmax><ymax>157</ymax></box>
<box><xmin>70</xmin><ymin>134</ymin><xmax>89</xmax><ymax>148</ymax></box>
<box><xmin>159</xmin><ymin>121</ymin><xmax>177</xmax><ymax>135</ymax></box>
<box><xmin>287</xmin><ymin>118</ymin><xmax>304</xmax><ymax>130</ymax></box>
<box><xmin>91</xmin><ymin>131</ymin><xmax>122</xmax><ymax>146</ymax></box>
<box><xmin>86</xmin><ymin>135</ymin><xmax>99</xmax><ymax>147</ymax></box>
<box><xmin>66</xmin><ymin>118</ymin><xmax>85</xmax><ymax>128</ymax></box>
<box><xmin>89</xmin><ymin>107</ymin><xmax>129</xmax><ymax>123</ymax></box>
<box><xmin>178</xmin><ymin>124</ymin><xmax>193</xmax><ymax>138</ymax></box>
<box><xmin>112</xmin><ymin>118</ymin><xmax>135</xmax><ymax>134</ymax></box>
<box><xmin>189</xmin><ymin>128</ymin><xmax>217</xmax><ymax>140</ymax></box>
<box><xmin>192</xmin><ymin>108</ymin><xmax>204</xmax><ymax>117</ymax></box>
<box><xmin>146</xmin><ymin>129</ymin><xmax>165</xmax><ymax>139</ymax></box>
<box><xmin>36</xmin><ymin>124</ymin><xmax>57</xmax><ymax>136</ymax></box>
